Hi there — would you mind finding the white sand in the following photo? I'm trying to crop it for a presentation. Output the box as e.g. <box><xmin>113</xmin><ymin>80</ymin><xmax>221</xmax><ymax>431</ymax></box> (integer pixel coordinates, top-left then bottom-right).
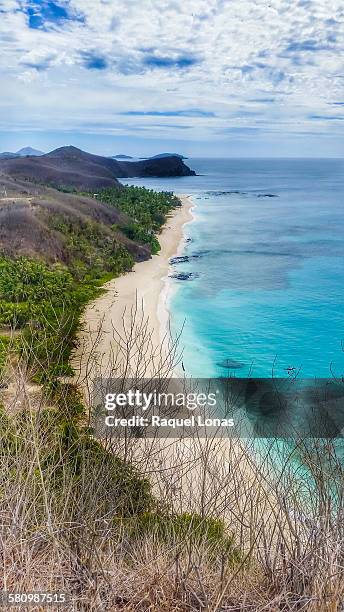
<box><xmin>76</xmin><ymin>195</ymin><xmax>194</xmax><ymax>381</ymax></box>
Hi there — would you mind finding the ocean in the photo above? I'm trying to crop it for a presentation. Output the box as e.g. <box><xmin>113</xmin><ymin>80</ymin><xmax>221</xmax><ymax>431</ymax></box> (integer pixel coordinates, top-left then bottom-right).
<box><xmin>126</xmin><ymin>158</ymin><xmax>344</xmax><ymax>380</ymax></box>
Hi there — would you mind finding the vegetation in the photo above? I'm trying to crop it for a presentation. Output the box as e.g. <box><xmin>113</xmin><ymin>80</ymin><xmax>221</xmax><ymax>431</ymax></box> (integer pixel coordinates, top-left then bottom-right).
<box><xmin>48</xmin><ymin>215</ymin><xmax>134</xmax><ymax>280</ymax></box>
<box><xmin>0</xmin><ymin>185</ymin><xmax>177</xmax><ymax>378</ymax></box>
<box><xmin>0</xmin><ymin>257</ymin><xmax>94</xmax><ymax>378</ymax></box>
<box><xmin>2</xmin><ymin>184</ymin><xmax>343</xmax><ymax>608</ymax></box>
<box><xmin>0</xmin><ymin>335</ymin><xmax>10</xmax><ymax>374</ymax></box>
<box><xmin>96</xmin><ymin>185</ymin><xmax>181</xmax><ymax>253</ymax></box>
<box><xmin>0</xmin><ymin>387</ymin><xmax>244</xmax><ymax>609</ymax></box>
<box><xmin>2</xmin><ymin>356</ymin><xmax>344</xmax><ymax>608</ymax></box>
<box><xmin>125</xmin><ymin>511</ymin><xmax>239</xmax><ymax>561</ymax></box>
<box><xmin>0</xmin><ymin>183</ymin><xmax>247</xmax><ymax>608</ymax></box>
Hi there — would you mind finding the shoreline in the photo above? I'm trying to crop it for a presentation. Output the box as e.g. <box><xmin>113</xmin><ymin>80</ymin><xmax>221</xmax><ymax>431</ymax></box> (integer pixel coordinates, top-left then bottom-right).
<box><xmin>157</xmin><ymin>194</ymin><xmax>195</xmax><ymax>349</ymax></box>
<box><xmin>78</xmin><ymin>194</ymin><xmax>194</xmax><ymax>379</ymax></box>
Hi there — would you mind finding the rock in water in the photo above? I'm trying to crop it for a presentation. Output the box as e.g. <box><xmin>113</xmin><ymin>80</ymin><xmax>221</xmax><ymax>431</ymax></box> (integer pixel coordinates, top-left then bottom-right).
<box><xmin>170</xmin><ymin>255</ymin><xmax>190</xmax><ymax>264</ymax></box>
<box><xmin>169</xmin><ymin>272</ymin><xmax>199</xmax><ymax>281</ymax></box>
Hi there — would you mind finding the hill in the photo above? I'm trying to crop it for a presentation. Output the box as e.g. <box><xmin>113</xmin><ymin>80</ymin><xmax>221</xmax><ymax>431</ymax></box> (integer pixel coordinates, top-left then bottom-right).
<box><xmin>0</xmin><ymin>173</ymin><xmax>181</xmax><ymax>379</ymax></box>
<box><xmin>0</xmin><ymin>146</ymin><xmax>195</xmax><ymax>191</ymax></box>
<box><xmin>0</xmin><ymin>174</ymin><xmax>150</xmax><ymax>265</ymax></box>
<box><xmin>120</xmin><ymin>153</ymin><xmax>195</xmax><ymax>177</ymax></box>
<box><xmin>0</xmin><ymin>146</ymin><xmax>123</xmax><ymax>191</ymax></box>
<box><xmin>112</xmin><ymin>154</ymin><xmax>134</xmax><ymax>159</ymax></box>
<box><xmin>0</xmin><ymin>152</ymin><xmax>19</xmax><ymax>160</ymax></box>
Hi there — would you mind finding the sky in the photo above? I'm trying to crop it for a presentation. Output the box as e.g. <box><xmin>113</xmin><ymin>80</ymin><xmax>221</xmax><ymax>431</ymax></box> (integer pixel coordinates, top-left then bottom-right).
<box><xmin>0</xmin><ymin>0</ymin><xmax>343</xmax><ymax>157</ymax></box>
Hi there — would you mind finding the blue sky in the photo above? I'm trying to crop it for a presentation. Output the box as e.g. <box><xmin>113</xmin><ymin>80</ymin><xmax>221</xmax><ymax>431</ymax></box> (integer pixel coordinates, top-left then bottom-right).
<box><xmin>0</xmin><ymin>0</ymin><xmax>343</xmax><ymax>157</ymax></box>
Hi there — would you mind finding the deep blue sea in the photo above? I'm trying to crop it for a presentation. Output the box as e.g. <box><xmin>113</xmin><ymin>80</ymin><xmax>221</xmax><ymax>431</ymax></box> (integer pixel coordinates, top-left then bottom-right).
<box><xmin>126</xmin><ymin>158</ymin><xmax>344</xmax><ymax>379</ymax></box>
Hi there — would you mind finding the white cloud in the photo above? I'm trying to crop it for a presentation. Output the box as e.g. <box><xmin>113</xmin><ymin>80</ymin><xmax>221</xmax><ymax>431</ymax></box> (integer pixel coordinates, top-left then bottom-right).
<box><xmin>0</xmin><ymin>0</ymin><xmax>343</xmax><ymax>151</ymax></box>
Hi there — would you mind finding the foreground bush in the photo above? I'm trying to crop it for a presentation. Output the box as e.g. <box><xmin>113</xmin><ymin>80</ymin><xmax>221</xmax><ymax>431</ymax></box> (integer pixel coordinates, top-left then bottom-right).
<box><xmin>0</xmin><ymin>387</ymin><xmax>243</xmax><ymax>610</ymax></box>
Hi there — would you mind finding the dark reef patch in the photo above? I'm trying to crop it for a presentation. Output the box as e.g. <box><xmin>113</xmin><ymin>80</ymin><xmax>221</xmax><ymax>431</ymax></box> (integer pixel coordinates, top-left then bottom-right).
<box><xmin>217</xmin><ymin>358</ymin><xmax>244</xmax><ymax>369</ymax></box>
<box><xmin>204</xmin><ymin>190</ymin><xmax>278</xmax><ymax>198</ymax></box>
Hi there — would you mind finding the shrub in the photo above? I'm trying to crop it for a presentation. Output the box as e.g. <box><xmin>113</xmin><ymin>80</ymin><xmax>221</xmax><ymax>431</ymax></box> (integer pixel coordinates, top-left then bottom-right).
<box><xmin>123</xmin><ymin>511</ymin><xmax>239</xmax><ymax>562</ymax></box>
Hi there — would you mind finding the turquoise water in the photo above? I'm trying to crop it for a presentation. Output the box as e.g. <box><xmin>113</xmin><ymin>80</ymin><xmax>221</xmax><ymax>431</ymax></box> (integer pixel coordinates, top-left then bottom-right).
<box><xmin>126</xmin><ymin>158</ymin><xmax>344</xmax><ymax>378</ymax></box>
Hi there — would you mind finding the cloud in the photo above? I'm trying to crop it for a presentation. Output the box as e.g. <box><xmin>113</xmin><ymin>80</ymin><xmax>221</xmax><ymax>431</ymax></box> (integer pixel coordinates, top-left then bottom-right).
<box><xmin>0</xmin><ymin>0</ymin><xmax>19</xmax><ymax>10</ymax></box>
<box><xmin>284</xmin><ymin>39</ymin><xmax>333</xmax><ymax>53</ymax></box>
<box><xmin>122</xmin><ymin>110</ymin><xmax>215</xmax><ymax>118</ymax></box>
<box><xmin>218</xmin><ymin>127</ymin><xmax>262</xmax><ymax>134</ymax></box>
<box><xmin>0</xmin><ymin>0</ymin><xmax>343</xmax><ymax>154</ymax></box>
<box><xmin>249</xmin><ymin>98</ymin><xmax>275</xmax><ymax>103</ymax></box>
<box><xmin>20</xmin><ymin>50</ymin><xmax>57</xmax><ymax>71</ymax></box>
<box><xmin>150</xmin><ymin>123</ymin><xmax>192</xmax><ymax>129</ymax></box>
<box><xmin>309</xmin><ymin>115</ymin><xmax>344</xmax><ymax>121</ymax></box>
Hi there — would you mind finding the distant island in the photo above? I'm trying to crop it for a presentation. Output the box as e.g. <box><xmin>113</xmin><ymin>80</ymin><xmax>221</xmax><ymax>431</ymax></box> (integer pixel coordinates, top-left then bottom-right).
<box><xmin>17</xmin><ymin>147</ymin><xmax>45</xmax><ymax>157</ymax></box>
<box><xmin>0</xmin><ymin>145</ymin><xmax>196</xmax><ymax>190</ymax></box>
<box><xmin>112</xmin><ymin>154</ymin><xmax>134</xmax><ymax>160</ymax></box>
<box><xmin>0</xmin><ymin>147</ymin><xmax>44</xmax><ymax>159</ymax></box>
<box><xmin>142</xmin><ymin>153</ymin><xmax>188</xmax><ymax>160</ymax></box>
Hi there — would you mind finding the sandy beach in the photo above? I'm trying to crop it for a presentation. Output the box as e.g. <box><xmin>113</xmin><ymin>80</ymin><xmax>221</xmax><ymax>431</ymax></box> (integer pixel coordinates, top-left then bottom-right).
<box><xmin>75</xmin><ymin>193</ymin><xmax>274</xmax><ymax>528</ymax></box>
<box><xmin>76</xmin><ymin>195</ymin><xmax>194</xmax><ymax>382</ymax></box>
